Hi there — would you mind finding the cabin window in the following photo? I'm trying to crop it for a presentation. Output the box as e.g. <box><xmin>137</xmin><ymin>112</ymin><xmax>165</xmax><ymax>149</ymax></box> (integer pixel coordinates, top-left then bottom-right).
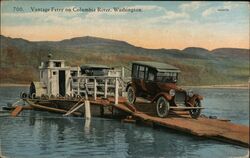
<box><xmin>71</xmin><ymin>71</ymin><xmax>77</xmax><ymax>77</ymax></box>
<box><xmin>53</xmin><ymin>62</ymin><xmax>61</xmax><ymax>67</ymax></box>
<box><xmin>53</xmin><ymin>71</ymin><xmax>57</xmax><ymax>75</ymax></box>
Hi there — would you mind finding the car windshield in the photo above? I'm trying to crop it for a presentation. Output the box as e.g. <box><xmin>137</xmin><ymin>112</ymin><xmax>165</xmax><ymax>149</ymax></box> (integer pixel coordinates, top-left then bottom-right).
<box><xmin>156</xmin><ymin>72</ymin><xmax>178</xmax><ymax>83</ymax></box>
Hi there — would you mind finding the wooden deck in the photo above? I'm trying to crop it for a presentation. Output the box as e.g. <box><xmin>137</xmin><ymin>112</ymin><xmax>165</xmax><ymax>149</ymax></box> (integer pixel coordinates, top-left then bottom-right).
<box><xmin>92</xmin><ymin>97</ymin><xmax>249</xmax><ymax>148</ymax></box>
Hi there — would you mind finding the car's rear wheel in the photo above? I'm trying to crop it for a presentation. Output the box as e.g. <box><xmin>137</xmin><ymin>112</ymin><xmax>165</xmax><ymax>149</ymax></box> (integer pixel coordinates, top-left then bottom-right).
<box><xmin>156</xmin><ymin>96</ymin><xmax>170</xmax><ymax>118</ymax></box>
<box><xmin>189</xmin><ymin>99</ymin><xmax>202</xmax><ymax>119</ymax></box>
<box><xmin>127</xmin><ymin>86</ymin><xmax>136</xmax><ymax>104</ymax></box>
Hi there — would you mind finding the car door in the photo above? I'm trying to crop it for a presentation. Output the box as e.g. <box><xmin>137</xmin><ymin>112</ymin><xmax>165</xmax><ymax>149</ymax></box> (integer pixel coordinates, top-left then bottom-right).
<box><xmin>145</xmin><ymin>68</ymin><xmax>158</xmax><ymax>97</ymax></box>
<box><xmin>135</xmin><ymin>65</ymin><xmax>146</xmax><ymax>93</ymax></box>
<box><xmin>131</xmin><ymin>64</ymin><xmax>142</xmax><ymax>95</ymax></box>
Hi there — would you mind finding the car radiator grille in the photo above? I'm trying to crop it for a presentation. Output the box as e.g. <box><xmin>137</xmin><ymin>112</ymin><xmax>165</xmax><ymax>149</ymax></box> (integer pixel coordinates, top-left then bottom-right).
<box><xmin>175</xmin><ymin>91</ymin><xmax>186</xmax><ymax>106</ymax></box>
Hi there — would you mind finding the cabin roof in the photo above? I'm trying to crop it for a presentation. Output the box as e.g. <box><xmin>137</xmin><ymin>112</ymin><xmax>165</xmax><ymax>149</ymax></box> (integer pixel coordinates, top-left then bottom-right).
<box><xmin>133</xmin><ymin>61</ymin><xmax>180</xmax><ymax>72</ymax></box>
<box><xmin>48</xmin><ymin>59</ymin><xmax>65</xmax><ymax>62</ymax></box>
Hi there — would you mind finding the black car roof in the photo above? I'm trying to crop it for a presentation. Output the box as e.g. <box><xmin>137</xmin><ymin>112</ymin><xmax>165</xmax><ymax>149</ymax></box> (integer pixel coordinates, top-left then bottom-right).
<box><xmin>80</xmin><ymin>64</ymin><xmax>110</xmax><ymax>69</ymax></box>
<box><xmin>133</xmin><ymin>61</ymin><xmax>180</xmax><ymax>73</ymax></box>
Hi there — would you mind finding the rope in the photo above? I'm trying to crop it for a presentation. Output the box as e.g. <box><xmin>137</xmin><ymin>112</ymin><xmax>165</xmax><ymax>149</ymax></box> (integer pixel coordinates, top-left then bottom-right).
<box><xmin>11</xmin><ymin>99</ymin><xmax>23</xmax><ymax>107</ymax></box>
<box><xmin>66</xmin><ymin>99</ymin><xmax>84</xmax><ymax>113</ymax></box>
<box><xmin>64</xmin><ymin>103</ymin><xmax>85</xmax><ymax>116</ymax></box>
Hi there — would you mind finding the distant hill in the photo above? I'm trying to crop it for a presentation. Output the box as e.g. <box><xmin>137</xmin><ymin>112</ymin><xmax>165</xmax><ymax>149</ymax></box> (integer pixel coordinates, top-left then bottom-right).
<box><xmin>0</xmin><ymin>35</ymin><xmax>249</xmax><ymax>85</ymax></box>
<box><xmin>211</xmin><ymin>48</ymin><xmax>249</xmax><ymax>60</ymax></box>
<box><xmin>58</xmin><ymin>36</ymin><xmax>134</xmax><ymax>47</ymax></box>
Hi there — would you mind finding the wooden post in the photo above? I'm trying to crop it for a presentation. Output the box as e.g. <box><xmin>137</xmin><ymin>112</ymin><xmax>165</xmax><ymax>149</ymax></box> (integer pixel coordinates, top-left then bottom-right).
<box><xmin>85</xmin><ymin>78</ymin><xmax>88</xmax><ymax>99</ymax></box>
<box><xmin>85</xmin><ymin>100</ymin><xmax>91</xmax><ymax>120</ymax></box>
<box><xmin>104</xmin><ymin>78</ymin><xmax>108</xmax><ymax>98</ymax></box>
<box><xmin>122</xmin><ymin>67</ymin><xmax>125</xmax><ymax>79</ymax></box>
<box><xmin>84</xmin><ymin>100</ymin><xmax>91</xmax><ymax>134</ymax></box>
<box><xmin>70</xmin><ymin>78</ymin><xmax>73</xmax><ymax>95</ymax></box>
<box><xmin>77</xmin><ymin>67</ymin><xmax>80</xmax><ymax>95</ymax></box>
<box><xmin>77</xmin><ymin>78</ymin><xmax>80</xmax><ymax>95</ymax></box>
<box><xmin>84</xmin><ymin>117</ymin><xmax>91</xmax><ymax>134</ymax></box>
<box><xmin>85</xmin><ymin>78</ymin><xmax>88</xmax><ymax>86</ymax></box>
<box><xmin>94</xmin><ymin>78</ymin><xmax>97</xmax><ymax>100</ymax></box>
<box><xmin>115</xmin><ymin>77</ymin><xmax>119</xmax><ymax>105</ymax></box>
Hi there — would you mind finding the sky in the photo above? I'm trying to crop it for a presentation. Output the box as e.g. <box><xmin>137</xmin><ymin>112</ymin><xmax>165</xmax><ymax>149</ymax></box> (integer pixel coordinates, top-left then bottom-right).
<box><xmin>1</xmin><ymin>1</ymin><xmax>249</xmax><ymax>50</ymax></box>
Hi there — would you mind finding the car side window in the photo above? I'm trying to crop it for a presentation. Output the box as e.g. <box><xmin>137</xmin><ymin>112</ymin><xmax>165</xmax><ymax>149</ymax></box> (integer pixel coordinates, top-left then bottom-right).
<box><xmin>132</xmin><ymin>64</ymin><xmax>138</xmax><ymax>78</ymax></box>
<box><xmin>138</xmin><ymin>66</ymin><xmax>145</xmax><ymax>79</ymax></box>
<box><xmin>148</xmin><ymin>69</ymin><xmax>155</xmax><ymax>81</ymax></box>
<box><xmin>144</xmin><ymin>67</ymin><xmax>148</xmax><ymax>79</ymax></box>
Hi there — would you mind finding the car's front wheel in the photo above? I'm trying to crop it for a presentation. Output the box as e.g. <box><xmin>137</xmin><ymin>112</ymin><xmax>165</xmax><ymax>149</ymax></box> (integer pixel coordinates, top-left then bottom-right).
<box><xmin>189</xmin><ymin>99</ymin><xmax>202</xmax><ymax>119</ymax></box>
<box><xmin>127</xmin><ymin>86</ymin><xmax>136</xmax><ymax>104</ymax></box>
<box><xmin>156</xmin><ymin>96</ymin><xmax>170</xmax><ymax>118</ymax></box>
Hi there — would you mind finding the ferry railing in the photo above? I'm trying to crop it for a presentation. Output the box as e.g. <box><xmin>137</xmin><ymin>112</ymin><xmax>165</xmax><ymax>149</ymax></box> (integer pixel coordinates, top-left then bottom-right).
<box><xmin>71</xmin><ymin>76</ymin><xmax>126</xmax><ymax>105</ymax></box>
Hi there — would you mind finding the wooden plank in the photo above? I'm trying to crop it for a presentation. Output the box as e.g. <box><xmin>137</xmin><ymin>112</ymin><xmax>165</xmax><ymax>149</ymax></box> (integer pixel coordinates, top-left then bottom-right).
<box><xmin>11</xmin><ymin>106</ymin><xmax>23</xmax><ymax>117</ymax></box>
<box><xmin>107</xmin><ymin>100</ymin><xmax>249</xmax><ymax>148</ymax></box>
<box><xmin>132</xmin><ymin>111</ymin><xmax>249</xmax><ymax>147</ymax></box>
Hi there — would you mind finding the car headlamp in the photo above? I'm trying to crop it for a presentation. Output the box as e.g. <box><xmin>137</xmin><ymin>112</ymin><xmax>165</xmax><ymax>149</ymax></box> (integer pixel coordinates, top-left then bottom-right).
<box><xmin>169</xmin><ymin>89</ymin><xmax>175</xmax><ymax>96</ymax></box>
<box><xmin>187</xmin><ymin>90</ymin><xmax>194</xmax><ymax>97</ymax></box>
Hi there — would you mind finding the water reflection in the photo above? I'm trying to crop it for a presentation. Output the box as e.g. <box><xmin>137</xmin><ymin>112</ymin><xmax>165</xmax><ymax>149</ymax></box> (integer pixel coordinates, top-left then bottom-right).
<box><xmin>84</xmin><ymin>119</ymin><xmax>91</xmax><ymax>134</ymax></box>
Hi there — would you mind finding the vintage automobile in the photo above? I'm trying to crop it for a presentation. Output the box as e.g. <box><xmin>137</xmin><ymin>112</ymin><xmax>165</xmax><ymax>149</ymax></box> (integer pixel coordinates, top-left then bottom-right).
<box><xmin>79</xmin><ymin>64</ymin><xmax>122</xmax><ymax>95</ymax></box>
<box><xmin>80</xmin><ymin>64</ymin><xmax>111</xmax><ymax>76</ymax></box>
<box><xmin>126</xmin><ymin>61</ymin><xmax>203</xmax><ymax>118</ymax></box>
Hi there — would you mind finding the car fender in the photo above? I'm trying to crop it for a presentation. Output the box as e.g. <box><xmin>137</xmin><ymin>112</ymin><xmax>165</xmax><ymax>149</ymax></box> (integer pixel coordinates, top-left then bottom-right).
<box><xmin>152</xmin><ymin>92</ymin><xmax>173</xmax><ymax>103</ymax></box>
<box><xmin>126</xmin><ymin>82</ymin><xmax>133</xmax><ymax>91</ymax></box>
<box><xmin>193</xmin><ymin>94</ymin><xmax>203</xmax><ymax>100</ymax></box>
<box><xmin>187</xmin><ymin>94</ymin><xmax>203</xmax><ymax>106</ymax></box>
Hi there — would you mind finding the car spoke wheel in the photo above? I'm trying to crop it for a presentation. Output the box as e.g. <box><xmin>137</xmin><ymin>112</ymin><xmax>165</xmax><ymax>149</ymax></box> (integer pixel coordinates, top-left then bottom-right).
<box><xmin>127</xmin><ymin>86</ymin><xmax>136</xmax><ymax>104</ymax></box>
<box><xmin>156</xmin><ymin>96</ymin><xmax>170</xmax><ymax>118</ymax></box>
<box><xmin>189</xmin><ymin>99</ymin><xmax>202</xmax><ymax>119</ymax></box>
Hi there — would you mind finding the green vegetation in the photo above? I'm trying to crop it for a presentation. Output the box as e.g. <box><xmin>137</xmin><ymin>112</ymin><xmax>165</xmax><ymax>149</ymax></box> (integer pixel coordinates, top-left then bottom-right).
<box><xmin>0</xmin><ymin>35</ymin><xmax>249</xmax><ymax>85</ymax></box>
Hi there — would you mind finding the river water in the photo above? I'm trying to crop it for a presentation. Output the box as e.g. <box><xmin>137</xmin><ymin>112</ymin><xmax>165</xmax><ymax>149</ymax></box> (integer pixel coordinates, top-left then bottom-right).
<box><xmin>0</xmin><ymin>87</ymin><xmax>249</xmax><ymax>158</ymax></box>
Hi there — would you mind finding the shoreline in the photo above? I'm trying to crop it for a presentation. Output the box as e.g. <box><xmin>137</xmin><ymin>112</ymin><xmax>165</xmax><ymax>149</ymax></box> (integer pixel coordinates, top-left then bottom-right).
<box><xmin>0</xmin><ymin>83</ymin><xmax>30</xmax><ymax>87</ymax></box>
<box><xmin>183</xmin><ymin>84</ymin><xmax>249</xmax><ymax>89</ymax></box>
<box><xmin>0</xmin><ymin>83</ymin><xmax>249</xmax><ymax>89</ymax></box>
